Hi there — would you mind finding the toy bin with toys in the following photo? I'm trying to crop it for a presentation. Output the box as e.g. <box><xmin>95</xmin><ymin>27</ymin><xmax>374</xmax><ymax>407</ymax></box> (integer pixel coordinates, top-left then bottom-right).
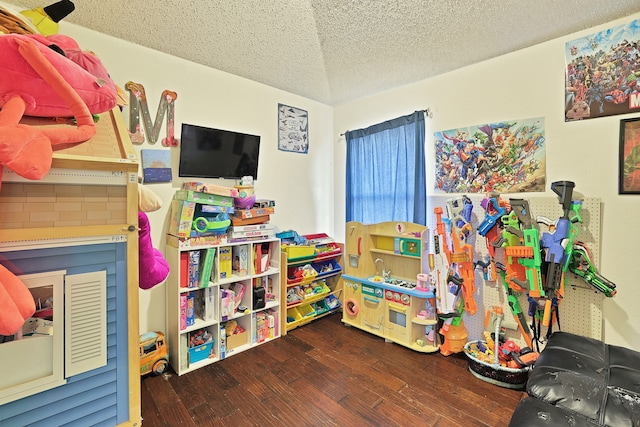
<box><xmin>187</xmin><ymin>327</ymin><xmax>215</xmax><ymax>365</ymax></box>
<box><xmin>223</xmin><ymin>319</ymin><xmax>248</xmax><ymax>350</ymax></box>
<box><xmin>463</xmin><ymin>340</ymin><xmax>530</xmax><ymax>389</ymax></box>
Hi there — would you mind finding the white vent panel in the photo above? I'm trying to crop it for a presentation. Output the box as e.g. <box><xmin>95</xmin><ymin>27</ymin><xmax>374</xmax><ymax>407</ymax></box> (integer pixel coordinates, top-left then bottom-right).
<box><xmin>65</xmin><ymin>271</ymin><xmax>107</xmax><ymax>377</ymax></box>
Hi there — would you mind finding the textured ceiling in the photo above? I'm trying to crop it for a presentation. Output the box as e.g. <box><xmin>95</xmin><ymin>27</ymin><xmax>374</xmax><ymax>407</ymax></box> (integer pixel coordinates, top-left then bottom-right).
<box><xmin>5</xmin><ymin>0</ymin><xmax>640</xmax><ymax>105</ymax></box>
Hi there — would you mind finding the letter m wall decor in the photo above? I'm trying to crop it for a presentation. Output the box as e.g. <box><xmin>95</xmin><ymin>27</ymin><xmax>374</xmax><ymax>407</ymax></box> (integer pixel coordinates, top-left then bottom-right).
<box><xmin>125</xmin><ymin>81</ymin><xmax>178</xmax><ymax>146</ymax></box>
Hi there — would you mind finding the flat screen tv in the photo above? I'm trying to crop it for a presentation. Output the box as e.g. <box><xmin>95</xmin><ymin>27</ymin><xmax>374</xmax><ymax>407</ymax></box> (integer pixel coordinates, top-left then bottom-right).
<box><xmin>178</xmin><ymin>123</ymin><xmax>261</xmax><ymax>180</ymax></box>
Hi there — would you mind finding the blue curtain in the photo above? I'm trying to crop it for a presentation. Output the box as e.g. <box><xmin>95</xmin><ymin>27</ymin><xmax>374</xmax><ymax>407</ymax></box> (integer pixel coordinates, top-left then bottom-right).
<box><xmin>345</xmin><ymin>111</ymin><xmax>426</xmax><ymax>225</ymax></box>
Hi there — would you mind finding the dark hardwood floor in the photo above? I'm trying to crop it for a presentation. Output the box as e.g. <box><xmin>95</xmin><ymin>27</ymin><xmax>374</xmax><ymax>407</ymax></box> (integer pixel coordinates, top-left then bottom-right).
<box><xmin>140</xmin><ymin>313</ymin><xmax>523</xmax><ymax>426</ymax></box>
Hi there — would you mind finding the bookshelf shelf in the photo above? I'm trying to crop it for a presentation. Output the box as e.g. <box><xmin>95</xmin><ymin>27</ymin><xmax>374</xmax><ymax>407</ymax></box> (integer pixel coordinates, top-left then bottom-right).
<box><xmin>166</xmin><ymin>236</ymin><xmax>281</xmax><ymax>375</ymax></box>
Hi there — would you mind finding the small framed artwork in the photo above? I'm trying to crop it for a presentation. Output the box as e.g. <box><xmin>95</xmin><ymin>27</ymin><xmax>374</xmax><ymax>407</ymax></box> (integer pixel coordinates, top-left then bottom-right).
<box><xmin>141</xmin><ymin>149</ymin><xmax>172</xmax><ymax>183</ymax></box>
<box><xmin>619</xmin><ymin>117</ymin><xmax>640</xmax><ymax>194</ymax></box>
<box><xmin>278</xmin><ymin>103</ymin><xmax>308</xmax><ymax>154</ymax></box>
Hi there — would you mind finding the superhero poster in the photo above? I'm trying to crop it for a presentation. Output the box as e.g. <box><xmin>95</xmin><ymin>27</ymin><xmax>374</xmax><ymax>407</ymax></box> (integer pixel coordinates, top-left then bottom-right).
<box><xmin>434</xmin><ymin>118</ymin><xmax>546</xmax><ymax>194</ymax></box>
<box><xmin>565</xmin><ymin>19</ymin><xmax>640</xmax><ymax>121</ymax></box>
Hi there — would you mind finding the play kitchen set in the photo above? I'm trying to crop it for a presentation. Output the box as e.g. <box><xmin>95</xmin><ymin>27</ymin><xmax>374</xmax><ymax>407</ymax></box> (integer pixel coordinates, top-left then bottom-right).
<box><xmin>343</xmin><ymin>221</ymin><xmax>439</xmax><ymax>353</ymax></box>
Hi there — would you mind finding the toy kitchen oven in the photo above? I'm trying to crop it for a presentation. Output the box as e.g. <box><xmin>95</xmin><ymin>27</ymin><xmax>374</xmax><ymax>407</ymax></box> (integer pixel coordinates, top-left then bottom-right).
<box><xmin>342</xmin><ymin>274</ymin><xmax>439</xmax><ymax>353</ymax></box>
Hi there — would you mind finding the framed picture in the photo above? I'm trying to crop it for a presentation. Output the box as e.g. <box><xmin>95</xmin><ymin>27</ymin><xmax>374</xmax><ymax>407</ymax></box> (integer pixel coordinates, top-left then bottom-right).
<box><xmin>278</xmin><ymin>104</ymin><xmax>308</xmax><ymax>154</ymax></box>
<box><xmin>141</xmin><ymin>149</ymin><xmax>172</xmax><ymax>183</ymax></box>
<box><xmin>619</xmin><ymin>117</ymin><xmax>640</xmax><ymax>194</ymax></box>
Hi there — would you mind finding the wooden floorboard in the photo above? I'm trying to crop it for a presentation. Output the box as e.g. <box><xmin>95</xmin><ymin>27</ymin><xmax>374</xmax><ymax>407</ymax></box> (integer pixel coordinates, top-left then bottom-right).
<box><xmin>140</xmin><ymin>312</ymin><xmax>522</xmax><ymax>426</ymax></box>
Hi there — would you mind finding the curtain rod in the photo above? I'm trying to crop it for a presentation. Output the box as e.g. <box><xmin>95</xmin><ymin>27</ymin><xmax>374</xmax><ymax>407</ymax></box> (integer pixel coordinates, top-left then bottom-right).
<box><xmin>340</xmin><ymin>108</ymin><xmax>433</xmax><ymax>136</ymax></box>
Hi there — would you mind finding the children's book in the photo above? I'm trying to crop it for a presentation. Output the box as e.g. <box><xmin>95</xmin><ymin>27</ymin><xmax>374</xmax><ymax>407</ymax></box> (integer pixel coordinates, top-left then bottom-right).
<box><xmin>232</xmin><ymin>245</ymin><xmax>248</xmax><ymax>276</ymax></box>
<box><xmin>204</xmin><ymin>286</ymin><xmax>216</xmax><ymax>321</ymax></box>
<box><xmin>186</xmin><ymin>292</ymin><xmax>195</xmax><ymax>327</ymax></box>
<box><xmin>219</xmin><ymin>327</ymin><xmax>227</xmax><ymax>360</ymax></box>
<box><xmin>180</xmin><ymin>334</ymin><xmax>188</xmax><ymax>371</ymax></box>
<box><xmin>199</xmin><ymin>248</ymin><xmax>216</xmax><ymax>288</ymax></box>
<box><xmin>195</xmin><ymin>286</ymin><xmax>217</xmax><ymax>322</ymax></box>
<box><xmin>252</xmin><ymin>242</ymin><xmax>273</xmax><ymax>274</ymax></box>
<box><xmin>194</xmin><ymin>290</ymin><xmax>205</xmax><ymax>321</ymax></box>
<box><xmin>188</xmin><ymin>250</ymin><xmax>201</xmax><ymax>288</ymax></box>
<box><xmin>218</xmin><ymin>247</ymin><xmax>232</xmax><ymax>279</ymax></box>
<box><xmin>180</xmin><ymin>252</ymin><xmax>188</xmax><ymax>288</ymax></box>
<box><xmin>179</xmin><ymin>293</ymin><xmax>188</xmax><ymax>330</ymax></box>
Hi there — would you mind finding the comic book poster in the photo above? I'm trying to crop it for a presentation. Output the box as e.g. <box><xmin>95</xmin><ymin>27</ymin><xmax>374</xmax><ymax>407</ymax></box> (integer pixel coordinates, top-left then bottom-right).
<box><xmin>434</xmin><ymin>118</ymin><xmax>546</xmax><ymax>194</ymax></box>
<box><xmin>565</xmin><ymin>19</ymin><xmax>640</xmax><ymax>121</ymax></box>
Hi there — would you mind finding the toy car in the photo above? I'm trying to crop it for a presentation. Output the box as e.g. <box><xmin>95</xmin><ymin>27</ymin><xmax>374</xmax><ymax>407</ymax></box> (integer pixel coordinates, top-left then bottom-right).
<box><xmin>140</xmin><ymin>331</ymin><xmax>169</xmax><ymax>376</ymax></box>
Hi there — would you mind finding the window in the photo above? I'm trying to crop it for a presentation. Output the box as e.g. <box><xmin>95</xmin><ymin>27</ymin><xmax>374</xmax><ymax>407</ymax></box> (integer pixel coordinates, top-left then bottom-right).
<box><xmin>345</xmin><ymin>111</ymin><xmax>426</xmax><ymax>224</ymax></box>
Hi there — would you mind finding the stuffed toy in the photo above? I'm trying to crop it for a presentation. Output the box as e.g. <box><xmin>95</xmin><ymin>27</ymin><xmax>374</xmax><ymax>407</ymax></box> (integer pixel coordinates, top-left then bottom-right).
<box><xmin>0</xmin><ymin>264</ymin><xmax>35</xmax><ymax>336</ymax></box>
<box><xmin>0</xmin><ymin>6</ymin><xmax>117</xmax><ymax>332</ymax></box>
<box><xmin>138</xmin><ymin>184</ymin><xmax>163</xmax><ymax>213</ymax></box>
<box><xmin>0</xmin><ymin>24</ymin><xmax>118</xmax><ymax>187</ymax></box>
<box><xmin>138</xmin><ymin>211</ymin><xmax>170</xmax><ymax>290</ymax></box>
<box><xmin>138</xmin><ymin>185</ymin><xmax>169</xmax><ymax>289</ymax></box>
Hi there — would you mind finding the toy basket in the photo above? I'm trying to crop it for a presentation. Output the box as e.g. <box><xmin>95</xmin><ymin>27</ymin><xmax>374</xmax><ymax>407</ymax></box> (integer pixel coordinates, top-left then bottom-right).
<box><xmin>463</xmin><ymin>340</ymin><xmax>530</xmax><ymax>389</ymax></box>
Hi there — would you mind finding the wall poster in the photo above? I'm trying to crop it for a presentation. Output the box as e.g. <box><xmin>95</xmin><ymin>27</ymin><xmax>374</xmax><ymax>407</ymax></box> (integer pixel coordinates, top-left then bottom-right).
<box><xmin>619</xmin><ymin>117</ymin><xmax>640</xmax><ymax>194</ymax></box>
<box><xmin>278</xmin><ymin>104</ymin><xmax>308</xmax><ymax>153</ymax></box>
<box><xmin>434</xmin><ymin>118</ymin><xmax>546</xmax><ymax>194</ymax></box>
<box><xmin>565</xmin><ymin>19</ymin><xmax>640</xmax><ymax>121</ymax></box>
<box><xmin>141</xmin><ymin>149</ymin><xmax>172</xmax><ymax>183</ymax></box>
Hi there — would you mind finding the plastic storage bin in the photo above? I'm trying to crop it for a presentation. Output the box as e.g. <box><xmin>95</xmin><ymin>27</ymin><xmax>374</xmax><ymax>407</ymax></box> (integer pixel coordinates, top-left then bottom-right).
<box><xmin>284</xmin><ymin>245</ymin><xmax>316</xmax><ymax>260</ymax></box>
<box><xmin>189</xmin><ymin>342</ymin><xmax>214</xmax><ymax>364</ymax></box>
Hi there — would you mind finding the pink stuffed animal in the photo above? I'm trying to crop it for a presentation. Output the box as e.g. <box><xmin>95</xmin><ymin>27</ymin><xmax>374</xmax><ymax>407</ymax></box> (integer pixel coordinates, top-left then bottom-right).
<box><xmin>138</xmin><ymin>211</ymin><xmax>170</xmax><ymax>290</ymax></box>
<box><xmin>0</xmin><ymin>265</ymin><xmax>35</xmax><ymax>336</ymax></box>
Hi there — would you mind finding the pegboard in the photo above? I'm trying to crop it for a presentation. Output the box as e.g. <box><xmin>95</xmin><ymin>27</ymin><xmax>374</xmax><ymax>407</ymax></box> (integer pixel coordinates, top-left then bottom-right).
<box><xmin>426</xmin><ymin>194</ymin><xmax>604</xmax><ymax>349</ymax></box>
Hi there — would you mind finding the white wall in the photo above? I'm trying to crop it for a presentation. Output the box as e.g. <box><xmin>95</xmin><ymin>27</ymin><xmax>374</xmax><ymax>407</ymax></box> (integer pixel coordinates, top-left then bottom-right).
<box><xmin>334</xmin><ymin>12</ymin><xmax>640</xmax><ymax>350</ymax></box>
<box><xmin>49</xmin><ymin>22</ymin><xmax>335</xmax><ymax>334</ymax></box>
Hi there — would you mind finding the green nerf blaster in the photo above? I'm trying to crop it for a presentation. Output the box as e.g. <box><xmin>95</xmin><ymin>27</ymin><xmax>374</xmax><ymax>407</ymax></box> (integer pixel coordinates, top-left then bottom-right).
<box><xmin>510</xmin><ymin>199</ymin><xmax>544</xmax><ymax>299</ymax></box>
<box><xmin>569</xmin><ymin>242</ymin><xmax>617</xmax><ymax>297</ymax></box>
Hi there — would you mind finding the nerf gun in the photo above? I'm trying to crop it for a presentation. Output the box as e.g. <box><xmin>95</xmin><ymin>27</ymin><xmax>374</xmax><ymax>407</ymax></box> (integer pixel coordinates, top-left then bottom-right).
<box><xmin>569</xmin><ymin>242</ymin><xmax>617</xmax><ymax>297</ymax></box>
<box><xmin>537</xmin><ymin>184</ymin><xmax>617</xmax><ymax>299</ymax></box>
<box><xmin>476</xmin><ymin>195</ymin><xmax>509</xmax><ymax>281</ymax></box>
<box><xmin>495</xmin><ymin>263</ymin><xmax>534</xmax><ymax>350</ymax></box>
<box><xmin>445</xmin><ymin>196</ymin><xmax>477</xmax><ymax>316</ymax></box>
<box><xmin>429</xmin><ymin>204</ymin><xmax>470</xmax><ymax>356</ymax></box>
<box><xmin>475</xmin><ymin>194</ymin><xmax>535</xmax><ymax>349</ymax></box>
<box><xmin>539</xmin><ymin>181</ymin><xmax>575</xmax><ymax>295</ymax></box>
<box><xmin>430</xmin><ymin>207</ymin><xmax>456</xmax><ymax>315</ymax></box>
<box><xmin>509</xmin><ymin>198</ymin><xmax>544</xmax><ymax>300</ymax></box>
<box><xmin>537</xmin><ymin>181</ymin><xmax>580</xmax><ymax>326</ymax></box>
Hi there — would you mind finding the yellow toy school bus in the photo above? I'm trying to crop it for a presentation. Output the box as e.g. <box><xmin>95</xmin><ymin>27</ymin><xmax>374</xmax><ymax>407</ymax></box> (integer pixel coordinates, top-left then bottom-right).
<box><xmin>140</xmin><ymin>331</ymin><xmax>168</xmax><ymax>376</ymax></box>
